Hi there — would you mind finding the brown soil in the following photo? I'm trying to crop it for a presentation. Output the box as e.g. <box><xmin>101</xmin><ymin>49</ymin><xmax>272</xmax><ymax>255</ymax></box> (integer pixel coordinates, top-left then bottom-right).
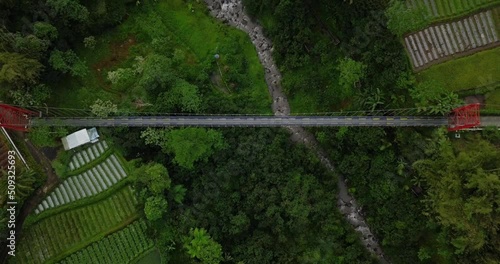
<box><xmin>15</xmin><ymin>132</ymin><xmax>61</xmax><ymax>227</ymax></box>
<box><xmin>92</xmin><ymin>36</ymin><xmax>137</xmax><ymax>95</ymax></box>
<box><xmin>464</xmin><ymin>95</ymin><xmax>486</xmax><ymax>105</ymax></box>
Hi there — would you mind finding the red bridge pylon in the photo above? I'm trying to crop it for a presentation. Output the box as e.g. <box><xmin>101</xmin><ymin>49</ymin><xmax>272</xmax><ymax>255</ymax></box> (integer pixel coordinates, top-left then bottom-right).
<box><xmin>447</xmin><ymin>103</ymin><xmax>481</xmax><ymax>132</ymax></box>
<box><xmin>0</xmin><ymin>104</ymin><xmax>38</xmax><ymax>132</ymax></box>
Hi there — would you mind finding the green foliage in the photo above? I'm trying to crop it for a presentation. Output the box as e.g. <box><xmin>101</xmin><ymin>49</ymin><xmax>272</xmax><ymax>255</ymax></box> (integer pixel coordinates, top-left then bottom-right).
<box><xmin>139</xmin><ymin>54</ymin><xmax>175</xmax><ymax>97</ymax></box>
<box><xmin>0</xmin><ymin>169</ymin><xmax>37</xmax><ymax>205</ymax></box>
<box><xmin>0</xmin><ymin>52</ymin><xmax>43</xmax><ymax>86</ymax></box>
<box><xmin>413</xmin><ymin>132</ymin><xmax>500</xmax><ymax>259</ymax></box>
<box><xmin>90</xmin><ymin>99</ymin><xmax>118</xmax><ymax>117</ymax></box>
<box><xmin>317</xmin><ymin>126</ymin><xmax>431</xmax><ymax>263</ymax></box>
<box><xmin>337</xmin><ymin>57</ymin><xmax>367</xmax><ymax>100</ymax></box>
<box><xmin>405</xmin><ymin>0</ymin><xmax>500</xmax><ymax>24</ymax></box>
<box><xmin>33</xmin><ymin>22</ymin><xmax>58</xmax><ymax>41</ymax></box>
<box><xmin>46</xmin><ymin>0</ymin><xmax>90</xmax><ymax>23</ymax></box>
<box><xmin>10</xmin><ymin>33</ymin><xmax>50</xmax><ymax>59</ymax></box>
<box><xmin>144</xmin><ymin>196</ymin><xmax>168</xmax><ymax>221</ymax></box>
<box><xmin>25</xmin><ymin>179</ymin><xmax>131</xmax><ymax>226</ymax></box>
<box><xmin>410</xmin><ymin>79</ymin><xmax>462</xmax><ymax>115</ymax></box>
<box><xmin>134</xmin><ymin>162</ymin><xmax>171</xmax><ymax>195</ymax></box>
<box><xmin>49</xmin><ymin>49</ymin><xmax>88</xmax><ymax>78</ymax></box>
<box><xmin>141</xmin><ymin>128</ymin><xmax>225</xmax><ymax>170</ymax></box>
<box><xmin>417</xmin><ymin>47</ymin><xmax>500</xmax><ymax>93</ymax></box>
<box><xmin>159</xmin><ymin>79</ymin><xmax>202</xmax><ymax>113</ymax></box>
<box><xmin>9</xmin><ymin>84</ymin><xmax>51</xmax><ymax>106</ymax></box>
<box><xmin>28</xmin><ymin>126</ymin><xmax>67</xmax><ymax>147</ymax></box>
<box><xmin>183</xmin><ymin>228</ymin><xmax>223</xmax><ymax>264</ymax></box>
<box><xmin>17</xmin><ymin>186</ymin><xmax>137</xmax><ymax>263</ymax></box>
<box><xmin>386</xmin><ymin>0</ymin><xmax>429</xmax><ymax>36</ymax></box>
<box><xmin>61</xmin><ymin>220</ymin><xmax>154</xmax><ymax>264</ymax></box>
<box><xmin>173</xmin><ymin>128</ymin><xmax>375</xmax><ymax>263</ymax></box>
<box><xmin>171</xmin><ymin>184</ymin><xmax>187</xmax><ymax>204</ymax></box>
<box><xmin>165</xmin><ymin>128</ymin><xmax>225</xmax><ymax>169</ymax></box>
<box><xmin>83</xmin><ymin>36</ymin><xmax>96</xmax><ymax>49</ymax></box>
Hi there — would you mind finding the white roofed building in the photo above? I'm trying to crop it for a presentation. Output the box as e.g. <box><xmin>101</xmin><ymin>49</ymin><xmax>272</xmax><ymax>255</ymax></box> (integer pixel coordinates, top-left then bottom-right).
<box><xmin>61</xmin><ymin>128</ymin><xmax>99</xmax><ymax>150</ymax></box>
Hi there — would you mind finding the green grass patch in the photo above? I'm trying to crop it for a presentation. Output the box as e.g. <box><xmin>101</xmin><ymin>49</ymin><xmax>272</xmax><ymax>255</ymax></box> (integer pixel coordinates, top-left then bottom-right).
<box><xmin>412</xmin><ymin>0</ymin><xmax>500</xmax><ymax>22</ymax></box>
<box><xmin>15</xmin><ymin>186</ymin><xmax>138</xmax><ymax>264</ymax></box>
<box><xmin>49</xmin><ymin>0</ymin><xmax>271</xmax><ymax>114</ymax></box>
<box><xmin>417</xmin><ymin>47</ymin><xmax>500</xmax><ymax>92</ymax></box>
<box><xmin>131</xmin><ymin>246</ymin><xmax>162</xmax><ymax>264</ymax></box>
<box><xmin>288</xmin><ymin>90</ymin><xmax>322</xmax><ymax>113</ymax></box>
<box><xmin>485</xmin><ymin>89</ymin><xmax>500</xmax><ymax>109</ymax></box>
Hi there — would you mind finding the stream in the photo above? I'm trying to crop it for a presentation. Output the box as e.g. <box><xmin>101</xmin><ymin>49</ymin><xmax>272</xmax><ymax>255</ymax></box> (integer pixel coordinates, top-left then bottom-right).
<box><xmin>204</xmin><ymin>0</ymin><xmax>389</xmax><ymax>262</ymax></box>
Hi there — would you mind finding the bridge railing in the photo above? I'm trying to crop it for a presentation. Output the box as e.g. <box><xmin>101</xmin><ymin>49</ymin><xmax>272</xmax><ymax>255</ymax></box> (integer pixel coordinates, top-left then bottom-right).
<box><xmin>13</xmin><ymin>105</ymin><xmax>440</xmax><ymax>118</ymax></box>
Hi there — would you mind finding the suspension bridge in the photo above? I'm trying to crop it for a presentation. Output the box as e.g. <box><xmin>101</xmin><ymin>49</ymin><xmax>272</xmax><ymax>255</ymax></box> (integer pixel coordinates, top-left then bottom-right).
<box><xmin>0</xmin><ymin>103</ymin><xmax>495</xmax><ymax>132</ymax></box>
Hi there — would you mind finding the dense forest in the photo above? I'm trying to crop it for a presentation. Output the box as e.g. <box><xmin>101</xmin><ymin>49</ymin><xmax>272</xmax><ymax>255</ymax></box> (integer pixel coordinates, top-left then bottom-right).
<box><xmin>0</xmin><ymin>0</ymin><xmax>499</xmax><ymax>263</ymax></box>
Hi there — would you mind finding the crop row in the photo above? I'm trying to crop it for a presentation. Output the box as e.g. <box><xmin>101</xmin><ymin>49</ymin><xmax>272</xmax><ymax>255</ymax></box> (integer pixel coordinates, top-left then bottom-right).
<box><xmin>404</xmin><ymin>10</ymin><xmax>499</xmax><ymax>68</ymax></box>
<box><xmin>59</xmin><ymin>220</ymin><xmax>154</xmax><ymax>264</ymax></box>
<box><xmin>69</xmin><ymin>141</ymin><xmax>109</xmax><ymax>171</ymax></box>
<box><xmin>14</xmin><ymin>186</ymin><xmax>137</xmax><ymax>264</ymax></box>
<box><xmin>406</xmin><ymin>0</ymin><xmax>498</xmax><ymax>21</ymax></box>
<box><xmin>35</xmin><ymin>154</ymin><xmax>128</xmax><ymax>215</ymax></box>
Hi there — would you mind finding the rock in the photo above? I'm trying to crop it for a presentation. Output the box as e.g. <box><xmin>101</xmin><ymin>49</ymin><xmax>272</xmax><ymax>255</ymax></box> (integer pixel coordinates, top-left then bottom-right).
<box><xmin>204</xmin><ymin>1</ymin><xmax>388</xmax><ymax>262</ymax></box>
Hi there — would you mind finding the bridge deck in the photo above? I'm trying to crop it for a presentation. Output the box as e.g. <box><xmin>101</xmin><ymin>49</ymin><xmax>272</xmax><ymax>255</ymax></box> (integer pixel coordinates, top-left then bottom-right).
<box><xmin>31</xmin><ymin>116</ymin><xmax>449</xmax><ymax>127</ymax></box>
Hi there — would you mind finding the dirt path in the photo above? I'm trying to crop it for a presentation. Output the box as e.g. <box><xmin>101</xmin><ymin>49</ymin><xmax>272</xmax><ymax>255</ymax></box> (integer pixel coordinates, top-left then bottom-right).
<box><xmin>0</xmin><ymin>132</ymin><xmax>60</xmax><ymax>264</ymax></box>
<box><xmin>16</xmin><ymin>132</ymin><xmax>61</xmax><ymax>228</ymax></box>
<box><xmin>204</xmin><ymin>0</ymin><xmax>388</xmax><ymax>262</ymax></box>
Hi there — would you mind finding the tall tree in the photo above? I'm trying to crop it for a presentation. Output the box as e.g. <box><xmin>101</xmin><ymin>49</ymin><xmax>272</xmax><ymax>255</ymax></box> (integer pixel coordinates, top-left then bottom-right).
<box><xmin>336</xmin><ymin>57</ymin><xmax>367</xmax><ymax>101</ymax></box>
<box><xmin>413</xmin><ymin>131</ymin><xmax>500</xmax><ymax>261</ymax></box>
<box><xmin>183</xmin><ymin>228</ymin><xmax>223</xmax><ymax>264</ymax></box>
<box><xmin>48</xmin><ymin>49</ymin><xmax>87</xmax><ymax>77</ymax></box>
<box><xmin>46</xmin><ymin>0</ymin><xmax>89</xmax><ymax>24</ymax></box>
<box><xmin>141</xmin><ymin>128</ymin><xmax>225</xmax><ymax>170</ymax></box>
<box><xmin>0</xmin><ymin>52</ymin><xmax>43</xmax><ymax>87</ymax></box>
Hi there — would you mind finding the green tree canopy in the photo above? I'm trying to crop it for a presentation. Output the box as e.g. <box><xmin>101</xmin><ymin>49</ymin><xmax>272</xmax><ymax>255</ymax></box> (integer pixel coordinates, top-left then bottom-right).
<box><xmin>49</xmin><ymin>49</ymin><xmax>87</xmax><ymax>78</ymax></box>
<box><xmin>144</xmin><ymin>196</ymin><xmax>168</xmax><ymax>221</ymax></box>
<box><xmin>141</xmin><ymin>128</ymin><xmax>225</xmax><ymax>170</ymax></box>
<box><xmin>90</xmin><ymin>99</ymin><xmax>118</xmax><ymax>117</ymax></box>
<box><xmin>134</xmin><ymin>162</ymin><xmax>171</xmax><ymax>195</ymax></box>
<box><xmin>0</xmin><ymin>52</ymin><xmax>43</xmax><ymax>86</ymax></box>
<box><xmin>337</xmin><ymin>57</ymin><xmax>366</xmax><ymax>100</ymax></box>
<box><xmin>413</xmin><ymin>131</ymin><xmax>500</xmax><ymax>259</ymax></box>
<box><xmin>183</xmin><ymin>228</ymin><xmax>223</xmax><ymax>264</ymax></box>
<box><xmin>33</xmin><ymin>22</ymin><xmax>58</xmax><ymax>41</ymax></box>
<box><xmin>46</xmin><ymin>0</ymin><xmax>90</xmax><ymax>23</ymax></box>
<box><xmin>410</xmin><ymin>79</ymin><xmax>462</xmax><ymax>115</ymax></box>
<box><xmin>386</xmin><ymin>0</ymin><xmax>429</xmax><ymax>36</ymax></box>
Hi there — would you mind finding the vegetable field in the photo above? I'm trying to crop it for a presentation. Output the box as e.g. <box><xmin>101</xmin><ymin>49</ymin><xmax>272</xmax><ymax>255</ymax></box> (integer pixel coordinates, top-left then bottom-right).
<box><xmin>15</xmin><ymin>186</ymin><xmax>138</xmax><ymax>264</ymax></box>
<box><xmin>59</xmin><ymin>220</ymin><xmax>154</xmax><ymax>264</ymax></box>
<box><xmin>404</xmin><ymin>10</ymin><xmax>499</xmax><ymax>69</ymax></box>
<box><xmin>68</xmin><ymin>141</ymin><xmax>109</xmax><ymax>171</ymax></box>
<box><xmin>35</xmin><ymin>153</ymin><xmax>129</xmax><ymax>215</ymax></box>
<box><xmin>406</xmin><ymin>0</ymin><xmax>500</xmax><ymax>21</ymax></box>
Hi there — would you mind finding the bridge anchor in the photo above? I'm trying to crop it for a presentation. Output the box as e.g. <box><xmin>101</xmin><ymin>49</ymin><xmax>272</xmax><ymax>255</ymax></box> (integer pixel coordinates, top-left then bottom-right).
<box><xmin>0</xmin><ymin>104</ymin><xmax>38</xmax><ymax>132</ymax></box>
<box><xmin>447</xmin><ymin>103</ymin><xmax>481</xmax><ymax>132</ymax></box>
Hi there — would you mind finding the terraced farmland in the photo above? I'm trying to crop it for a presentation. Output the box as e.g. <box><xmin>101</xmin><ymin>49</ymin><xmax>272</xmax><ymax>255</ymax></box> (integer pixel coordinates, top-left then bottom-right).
<box><xmin>34</xmin><ymin>153</ymin><xmax>128</xmax><ymax>215</ymax></box>
<box><xmin>68</xmin><ymin>141</ymin><xmax>109</xmax><ymax>171</ymax></box>
<box><xmin>404</xmin><ymin>10</ymin><xmax>499</xmax><ymax>69</ymax></box>
<box><xmin>406</xmin><ymin>0</ymin><xmax>500</xmax><ymax>21</ymax></box>
<box><xmin>15</xmin><ymin>186</ymin><xmax>137</xmax><ymax>264</ymax></box>
<box><xmin>59</xmin><ymin>220</ymin><xmax>154</xmax><ymax>264</ymax></box>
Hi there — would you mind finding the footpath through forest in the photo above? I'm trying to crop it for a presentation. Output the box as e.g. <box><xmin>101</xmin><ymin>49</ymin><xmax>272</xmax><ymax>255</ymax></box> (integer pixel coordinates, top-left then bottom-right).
<box><xmin>204</xmin><ymin>0</ymin><xmax>389</xmax><ymax>262</ymax></box>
